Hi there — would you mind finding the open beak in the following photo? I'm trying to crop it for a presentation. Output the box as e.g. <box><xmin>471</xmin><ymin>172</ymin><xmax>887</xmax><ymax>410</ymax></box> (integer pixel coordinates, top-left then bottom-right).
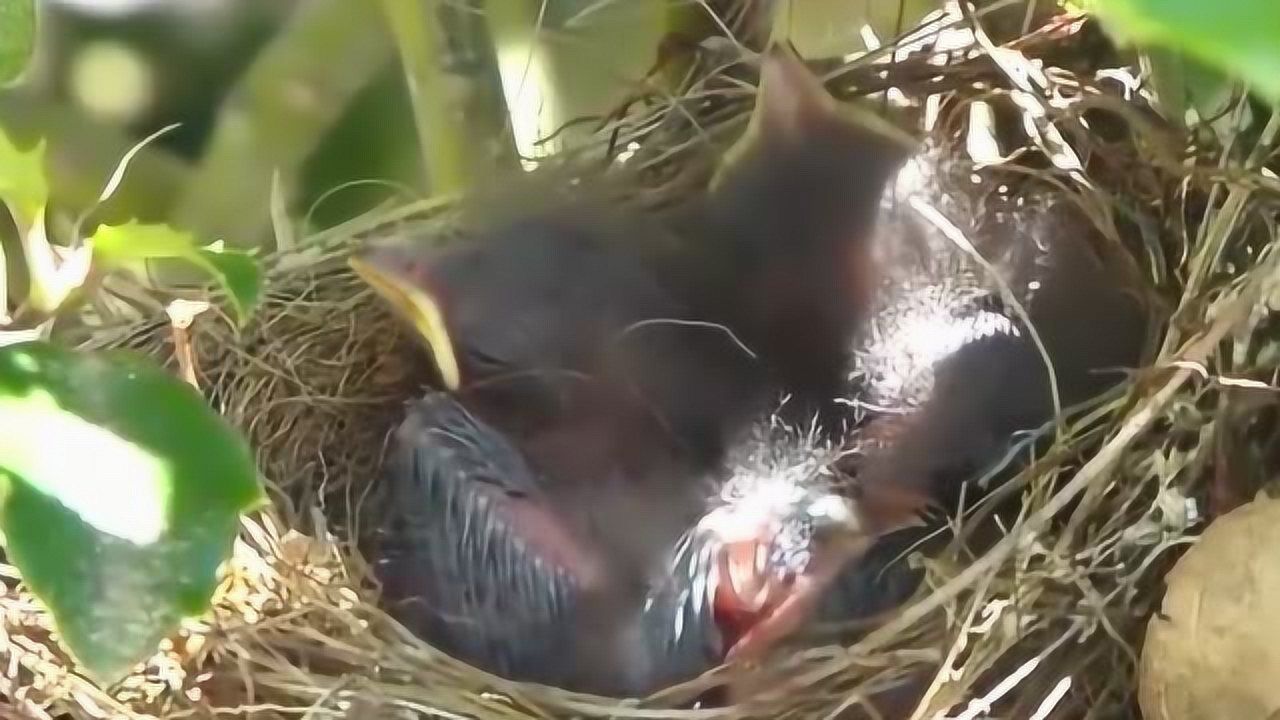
<box><xmin>349</xmin><ymin>255</ymin><xmax>462</xmax><ymax>391</ymax></box>
<box><xmin>718</xmin><ymin>488</ymin><xmax>928</xmax><ymax>662</ymax></box>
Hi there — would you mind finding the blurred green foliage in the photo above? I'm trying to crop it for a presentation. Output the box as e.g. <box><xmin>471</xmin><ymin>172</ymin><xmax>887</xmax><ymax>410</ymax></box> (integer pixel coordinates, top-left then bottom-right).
<box><xmin>1090</xmin><ymin>0</ymin><xmax>1280</xmax><ymax>102</ymax></box>
<box><xmin>0</xmin><ymin>1</ymin><xmax>694</xmax><ymax>253</ymax></box>
<box><xmin>8</xmin><ymin>0</ymin><xmax>1271</xmax><ymax>261</ymax></box>
<box><xmin>0</xmin><ymin>0</ymin><xmax>35</xmax><ymax>86</ymax></box>
<box><xmin>0</xmin><ymin>127</ymin><xmax>47</xmax><ymax>231</ymax></box>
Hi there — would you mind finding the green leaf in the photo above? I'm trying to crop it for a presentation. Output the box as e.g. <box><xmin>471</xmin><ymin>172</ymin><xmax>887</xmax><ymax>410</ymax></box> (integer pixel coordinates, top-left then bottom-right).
<box><xmin>90</xmin><ymin>221</ymin><xmax>263</xmax><ymax>325</ymax></box>
<box><xmin>1090</xmin><ymin>0</ymin><xmax>1280</xmax><ymax>102</ymax></box>
<box><xmin>194</xmin><ymin>243</ymin><xmax>262</xmax><ymax>324</ymax></box>
<box><xmin>22</xmin><ymin>211</ymin><xmax>93</xmax><ymax>315</ymax></box>
<box><xmin>0</xmin><ymin>0</ymin><xmax>35</xmax><ymax>87</ymax></box>
<box><xmin>0</xmin><ymin>341</ymin><xmax>265</xmax><ymax>685</ymax></box>
<box><xmin>0</xmin><ymin>127</ymin><xmax>49</xmax><ymax>231</ymax></box>
<box><xmin>91</xmin><ymin>220</ymin><xmax>204</xmax><ymax>260</ymax></box>
<box><xmin>1145</xmin><ymin>46</ymin><xmax>1249</xmax><ymax>139</ymax></box>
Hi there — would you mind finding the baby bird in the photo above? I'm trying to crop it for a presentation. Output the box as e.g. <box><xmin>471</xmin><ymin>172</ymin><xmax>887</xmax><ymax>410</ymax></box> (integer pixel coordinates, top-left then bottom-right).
<box><xmin>373</xmin><ymin>390</ymin><xmax>924</xmax><ymax>696</ymax></box>
<box><xmin>845</xmin><ymin>145</ymin><xmax>1155</xmax><ymax>511</ymax></box>
<box><xmin>355</xmin><ymin>45</ymin><xmax>921</xmax><ymax>696</ymax></box>
<box><xmin>358</xmin><ymin>203</ymin><xmax>741</xmax><ymax>696</ymax></box>
<box><xmin>640</xmin><ymin>412</ymin><xmax>927</xmax><ymax>692</ymax></box>
<box><xmin>352</xmin><ymin>43</ymin><xmax>912</xmax><ymax>448</ymax></box>
<box><xmin>677</xmin><ymin>43</ymin><xmax>913</xmax><ymax>422</ymax></box>
<box><xmin>375</xmin><ymin>390</ymin><xmax>710</xmax><ymax>695</ymax></box>
<box><xmin>352</xmin><ymin>195</ymin><xmax>761</xmax><ymax>469</ymax></box>
<box><xmin>776</xmin><ymin>141</ymin><xmax>1159</xmax><ymax>717</ymax></box>
<box><xmin>356</xmin><ymin>215</ymin><xmax>925</xmax><ymax>694</ymax></box>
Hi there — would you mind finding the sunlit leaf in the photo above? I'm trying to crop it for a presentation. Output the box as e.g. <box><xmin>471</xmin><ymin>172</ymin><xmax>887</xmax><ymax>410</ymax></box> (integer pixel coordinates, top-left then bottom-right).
<box><xmin>22</xmin><ymin>212</ymin><xmax>93</xmax><ymax>315</ymax></box>
<box><xmin>1090</xmin><ymin>0</ymin><xmax>1280</xmax><ymax>102</ymax></box>
<box><xmin>90</xmin><ymin>221</ymin><xmax>263</xmax><ymax>325</ymax></box>
<box><xmin>91</xmin><ymin>220</ymin><xmax>203</xmax><ymax>260</ymax></box>
<box><xmin>0</xmin><ymin>0</ymin><xmax>35</xmax><ymax>87</ymax></box>
<box><xmin>0</xmin><ymin>127</ymin><xmax>49</xmax><ymax>230</ymax></box>
<box><xmin>0</xmin><ymin>341</ymin><xmax>265</xmax><ymax>684</ymax></box>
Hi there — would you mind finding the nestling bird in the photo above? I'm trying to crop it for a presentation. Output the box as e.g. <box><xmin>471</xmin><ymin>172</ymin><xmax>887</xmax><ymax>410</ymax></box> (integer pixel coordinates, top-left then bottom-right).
<box><xmin>356</xmin><ymin>224</ymin><xmax>926</xmax><ymax>695</ymax></box>
<box><xmin>357</xmin><ymin>202</ymin><xmax>749</xmax><ymax>696</ymax></box>
<box><xmin>372</xmin><ymin>391</ymin><xmax>925</xmax><ymax>696</ymax></box>
<box><xmin>733</xmin><ymin>142</ymin><xmax>1159</xmax><ymax>717</ymax></box>
<box><xmin>676</xmin><ymin>43</ymin><xmax>914</xmax><ymax>423</ymax></box>
<box><xmin>352</xmin><ymin>195</ymin><xmax>762</xmax><ymax>468</ymax></box>
<box><xmin>354</xmin><ymin>44</ymin><xmax>923</xmax><ymax>696</ymax></box>
<box><xmin>374</xmin><ymin>390</ymin><xmax>706</xmax><ymax>695</ymax></box>
<box><xmin>641</xmin><ymin>413</ymin><xmax>928</xmax><ymax>689</ymax></box>
<box><xmin>842</xmin><ymin>145</ymin><xmax>1156</xmax><ymax>512</ymax></box>
<box><xmin>352</xmin><ymin>43</ymin><xmax>914</xmax><ymax>437</ymax></box>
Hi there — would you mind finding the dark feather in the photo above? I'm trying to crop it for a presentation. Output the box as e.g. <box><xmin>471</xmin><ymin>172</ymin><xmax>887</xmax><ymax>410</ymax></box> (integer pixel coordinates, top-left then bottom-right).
<box><xmin>372</xmin><ymin>394</ymin><xmax>585</xmax><ymax>686</ymax></box>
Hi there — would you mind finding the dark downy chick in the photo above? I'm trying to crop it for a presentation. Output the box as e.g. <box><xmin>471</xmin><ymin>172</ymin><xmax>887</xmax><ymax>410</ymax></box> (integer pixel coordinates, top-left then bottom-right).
<box><xmin>354</xmin><ymin>45</ymin><xmax>922</xmax><ymax>696</ymax></box>
<box><xmin>352</xmin><ymin>197</ymin><xmax>762</xmax><ymax>467</ymax></box>
<box><xmin>630</xmin><ymin>47</ymin><xmax>930</xmax><ymax>670</ymax></box>
<box><xmin>846</xmin><ymin>146</ymin><xmax>1156</xmax><ymax>511</ymax></box>
<box><xmin>679</xmin><ymin>44</ymin><xmax>914</xmax><ymax>423</ymax></box>
<box><xmin>355</xmin><ymin>206</ymin><xmax>747</xmax><ymax>696</ymax></box>
<box><xmin>355</xmin><ymin>207</ymin><xmax>771</xmax><ymax>696</ymax></box>
<box><xmin>789</xmin><ymin>147</ymin><xmax>1158</xmax><ymax>656</ymax></box>
<box><xmin>641</xmin><ymin>411</ymin><xmax>927</xmax><ymax>691</ymax></box>
<box><xmin>373</xmin><ymin>393</ymin><xmax>592</xmax><ymax>689</ymax></box>
<box><xmin>788</xmin><ymin>146</ymin><xmax>1157</xmax><ymax>714</ymax></box>
<box><xmin>377</xmin><ymin>391</ymin><xmax>719</xmax><ymax>696</ymax></box>
<box><xmin>352</xmin><ymin>44</ymin><xmax>912</xmax><ymax>445</ymax></box>
<box><xmin>611</xmin><ymin>52</ymin><xmax>928</xmax><ymax>659</ymax></box>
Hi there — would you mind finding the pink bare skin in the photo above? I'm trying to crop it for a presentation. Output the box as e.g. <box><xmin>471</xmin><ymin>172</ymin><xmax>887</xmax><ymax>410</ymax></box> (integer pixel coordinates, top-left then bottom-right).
<box><xmin>712</xmin><ymin>478</ymin><xmax>930</xmax><ymax>665</ymax></box>
<box><xmin>713</xmin><ymin>532</ymin><xmax>874</xmax><ymax>663</ymax></box>
<box><xmin>499</xmin><ymin>495</ymin><xmax>610</xmax><ymax>592</ymax></box>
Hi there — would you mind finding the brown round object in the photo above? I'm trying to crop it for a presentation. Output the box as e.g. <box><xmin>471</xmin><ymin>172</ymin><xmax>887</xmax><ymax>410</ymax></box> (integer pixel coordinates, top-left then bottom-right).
<box><xmin>1140</xmin><ymin>495</ymin><xmax>1280</xmax><ymax>720</ymax></box>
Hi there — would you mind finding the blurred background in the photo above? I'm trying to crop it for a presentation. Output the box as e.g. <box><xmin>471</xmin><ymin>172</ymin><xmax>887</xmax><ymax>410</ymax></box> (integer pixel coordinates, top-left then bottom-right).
<box><xmin>2</xmin><ymin>0</ymin><xmax>970</xmax><ymax>251</ymax></box>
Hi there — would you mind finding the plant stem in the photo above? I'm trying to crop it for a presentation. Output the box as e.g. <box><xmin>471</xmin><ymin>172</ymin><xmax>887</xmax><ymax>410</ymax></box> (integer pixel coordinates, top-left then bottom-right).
<box><xmin>379</xmin><ymin>0</ymin><xmax>478</xmax><ymax>196</ymax></box>
<box><xmin>170</xmin><ymin>0</ymin><xmax>393</xmax><ymax>248</ymax></box>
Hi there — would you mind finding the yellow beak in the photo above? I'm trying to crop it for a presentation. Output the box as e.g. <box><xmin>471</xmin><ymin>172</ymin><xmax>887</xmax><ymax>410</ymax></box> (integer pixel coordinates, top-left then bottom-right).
<box><xmin>349</xmin><ymin>256</ymin><xmax>461</xmax><ymax>391</ymax></box>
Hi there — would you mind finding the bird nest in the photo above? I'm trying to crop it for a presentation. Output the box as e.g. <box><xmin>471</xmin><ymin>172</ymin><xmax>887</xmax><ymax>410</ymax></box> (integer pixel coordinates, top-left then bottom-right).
<box><xmin>6</xmin><ymin>6</ymin><xmax>1280</xmax><ymax>720</ymax></box>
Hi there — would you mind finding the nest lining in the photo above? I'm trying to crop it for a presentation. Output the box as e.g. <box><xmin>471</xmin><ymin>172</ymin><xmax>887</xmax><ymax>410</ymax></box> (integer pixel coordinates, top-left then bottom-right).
<box><xmin>4</xmin><ymin>7</ymin><xmax>1277</xmax><ymax>720</ymax></box>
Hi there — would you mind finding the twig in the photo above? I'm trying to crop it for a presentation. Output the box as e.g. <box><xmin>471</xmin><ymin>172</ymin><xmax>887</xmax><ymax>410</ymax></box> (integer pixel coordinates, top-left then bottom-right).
<box><xmin>379</xmin><ymin>0</ymin><xmax>477</xmax><ymax>195</ymax></box>
<box><xmin>166</xmin><ymin>299</ymin><xmax>210</xmax><ymax>389</ymax></box>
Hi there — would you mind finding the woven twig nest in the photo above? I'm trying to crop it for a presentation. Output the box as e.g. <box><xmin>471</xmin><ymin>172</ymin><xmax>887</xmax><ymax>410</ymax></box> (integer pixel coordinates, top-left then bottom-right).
<box><xmin>4</xmin><ymin>7</ymin><xmax>1278</xmax><ymax>720</ymax></box>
